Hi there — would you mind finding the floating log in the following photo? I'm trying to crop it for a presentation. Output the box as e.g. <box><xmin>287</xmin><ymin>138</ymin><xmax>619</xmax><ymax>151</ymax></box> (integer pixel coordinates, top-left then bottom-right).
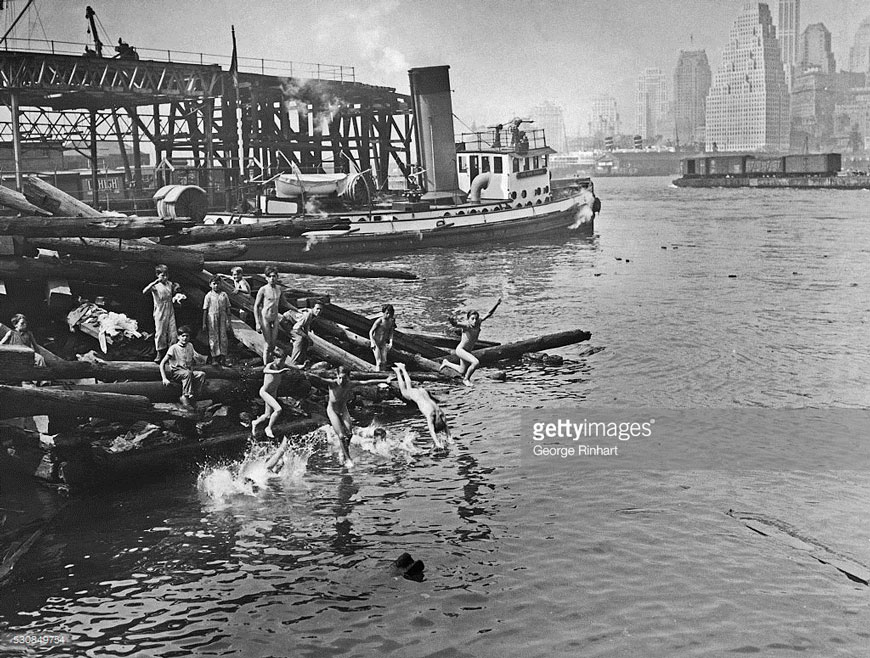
<box><xmin>0</xmin><ymin>384</ymin><xmax>189</xmax><ymax>421</ymax></box>
<box><xmin>28</xmin><ymin>237</ymin><xmax>205</xmax><ymax>270</ymax></box>
<box><xmin>161</xmin><ymin>216</ymin><xmax>349</xmax><ymax>244</ymax></box>
<box><xmin>161</xmin><ymin>240</ymin><xmax>248</xmax><ymax>260</ymax></box>
<box><xmin>205</xmin><ymin>260</ymin><xmax>417</xmax><ymax>280</ymax></box>
<box><xmin>46</xmin><ymin>376</ymin><xmax>308</xmax><ymax>404</ymax></box>
<box><xmin>309</xmin><ymin>315</ymin><xmax>456</xmax><ymax>379</ymax></box>
<box><xmin>320</xmin><ymin>303</ymin><xmax>448</xmax><ymax>359</ymax></box>
<box><xmin>0</xmin><ymin>215</ymin><xmax>183</xmax><ymax>239</ymax></box>
<box><xmin>472</xmin><ymin>329</ymin><xmax>592</xmax><ymax>365</ymax></box>
<box><xmin>0</xmin><ymin>256</ymin><xmax>155</xmax><ymax>285</ymax></box>
<box><xmin>0</xmin><ymin>358</ymin><xmax>251</xmax><ymax>384</ymax></box>
<box><xmin>0</xmin><ymin>185</ymin><xmax>53</xmax><ymax>216</ymax></box>
<box><xmin>23</xmin><ymin>175</ymin><xmax>104</xmax><ymax>217</ymax></box>
<box><xmin>403</xmin><ymin>330</ymin><xmax>499</xmax><ymax>350</ymax></box>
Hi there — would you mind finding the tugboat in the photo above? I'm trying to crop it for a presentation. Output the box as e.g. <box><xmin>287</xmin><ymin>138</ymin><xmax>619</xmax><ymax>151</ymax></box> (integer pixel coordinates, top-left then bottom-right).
<box><xmin>201</xmin><ymin>66</ymin><xmax>599</xmax><ymax>261</ymax></box>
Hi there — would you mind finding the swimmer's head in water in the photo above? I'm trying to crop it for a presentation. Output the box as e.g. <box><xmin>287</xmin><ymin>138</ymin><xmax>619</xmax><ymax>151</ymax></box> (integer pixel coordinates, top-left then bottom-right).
<box><xmin>373</xmin><ymin>428</ymin><xmax>387</xmax><ymax>440</ymax></box>
<box><xmin>432</xmin><ymin>413</ymin><xmax>449</xmax><ymax>433</ymax></box>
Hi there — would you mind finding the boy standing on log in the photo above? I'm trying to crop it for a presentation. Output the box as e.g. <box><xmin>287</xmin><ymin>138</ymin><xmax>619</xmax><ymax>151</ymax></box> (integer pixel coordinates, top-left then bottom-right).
<box><xmin>202</xmin><ymin>275</ymin><xmax>231</xmax><ymax>366</ymax></box>
<box><xmin>160</xmin><ymin>325</ymin><xmax>207</xmax><ymax>408</ymax></box>
<box><xmin>254</xmin><ymin>267</ymin><xmax>282</xmax><ymax>365</ymax></box>
<box><xmin>441</xmin><ymin>298</ymin><xmax>501</xmax><ymax>386</ymax></box>
<box><xmin>392</xmin><ymin>363</ymin><xmax>450</xmax><ymax>447</ymax></box>
<box><xmin>288</xmin><ymin>302</ymin><xmax>324</xmax><ymax>367</ymax></box>
<box><xmin>369</xmin><ymin>303</ymin><xmax>396</xmax><ymax>371</ymax></box>
<box><xmin>143</xmin><ymin>264</ymin><xmax>184</xmax><ymax>363</ymax></box>
<box><xmin>252</xmin><ymin>347</ymin><xmax>294</xmax><ymax>439</ymax></box>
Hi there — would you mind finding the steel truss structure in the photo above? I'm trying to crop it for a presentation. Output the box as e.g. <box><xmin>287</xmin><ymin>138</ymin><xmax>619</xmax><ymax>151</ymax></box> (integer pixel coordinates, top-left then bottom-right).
<box><xmin>0</xmin><ymin>51</ymin><xmax>415</xmax><ymax>208</ymax></box>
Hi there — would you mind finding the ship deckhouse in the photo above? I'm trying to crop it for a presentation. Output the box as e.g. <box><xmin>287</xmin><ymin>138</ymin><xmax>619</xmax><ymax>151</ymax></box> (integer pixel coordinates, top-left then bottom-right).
<box><xmin>455</xmin><ymin>126</ymin><xmax>555</xmax><ymax>207</ymax></box>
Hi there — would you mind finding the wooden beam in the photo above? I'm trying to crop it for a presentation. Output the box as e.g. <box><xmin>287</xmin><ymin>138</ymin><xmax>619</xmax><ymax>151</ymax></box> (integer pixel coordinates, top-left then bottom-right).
<box><xmin>473</xmin><ymin>330</ymin><xmax>592</xmax><ymax>365</ymax></box>
<box><xmin>28</xmin><ymin>237</ymin><xmax>204</xmax><ymax>270</ymax></box>
<box><xmin>0</xmin><ymin>216</ymin><xmax>184</xmax><ymax>239</ymax></box>
<box><xmin>205</xmin><ymin>260</ymin><xmax>417</xmax><ymax>280</ymax></box>
<box><xmin>0</xmin><ymin>384</ymin><xmax>189</xmax><ymax>421</ymax></box>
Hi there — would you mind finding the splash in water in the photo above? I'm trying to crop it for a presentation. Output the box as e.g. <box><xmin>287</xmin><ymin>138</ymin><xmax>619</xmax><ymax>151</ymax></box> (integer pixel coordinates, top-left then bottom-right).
<box><xmin>349</xmin><ymin>422</ymin><xmax>426</xmax><ymax>459</ymax></box>
<box><xmin>197</xmin><ymin>438</ymin><xmax>312</xmax><ymax>502</ymax></box>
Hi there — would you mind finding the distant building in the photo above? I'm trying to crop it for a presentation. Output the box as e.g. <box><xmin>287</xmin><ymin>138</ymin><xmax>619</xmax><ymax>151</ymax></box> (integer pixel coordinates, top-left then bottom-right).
<box><xmin>531</xmin><ymin>100</ymin><xmax>568</xmax><ymax>153</ymax></box>
<box><xmin>848</xmin><ymin>16</ymin><xmax>870</xmax><ymax>73</ymax></box>
<box><xmin>834</xmin><ymin>87</ymin><xmax>870</xmax><ymax>151</ymax></box>
<box><xmin>674</xmin><ymin>50</ymin><xmax>711</xmax><ymax>148</ymax></box>
<box><xmin>798</xmin><ymin>23</ymin><xmax>835</xmax><ymax>74</ymax></box>
<box><xmin>635</xmin><ymin>68</ymin><xmax>670</xmax><ymax>142</ymax></box>
<box><xmin>590</xmin><ymin>96</ymin><xmax>620</xmax><ymax>138</ymax></box>
<box><xmin>705</xmin><ymin>2</ymin><xmax>789</xmax><ymax>152</ymax></box>
<box><xmin>777</xmin><ymin>0</ymin><xmax>800</xmax><ymax>89</ymax></box>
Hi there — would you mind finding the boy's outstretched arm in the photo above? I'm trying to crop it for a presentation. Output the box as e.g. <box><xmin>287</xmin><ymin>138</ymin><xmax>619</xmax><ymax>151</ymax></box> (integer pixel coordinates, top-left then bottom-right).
<box><xmin>482</xmin><ymin>297</ymin><xmax>502</xmax><ymax>322</ymax></box>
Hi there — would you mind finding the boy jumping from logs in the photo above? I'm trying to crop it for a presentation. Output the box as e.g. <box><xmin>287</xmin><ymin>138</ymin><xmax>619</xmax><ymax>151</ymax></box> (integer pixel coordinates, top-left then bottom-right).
<box><xmin>254</xmin><ymin>267</ymin><xmax>282</xmax><ymax>365</ymax></box>
<box><xmin>369</xmin><ymin>303</ymin><xmax>396</xmax><ymax>371</ymax></box>
<box><xmin>307</xmin><ymin>366</ymin><xmax>358</xmax><ymax>467</ymax></box>
<box><xmin>441</xmin><ymin>298</ymin><xmax>501</xmax><ymax>386</ymax></box>
<box><xmin>392</xmin><ymin>363</ymin><xmax>451</xmax><ymax>447</ymax></box>
<box><xmin>252</xmin><ymin>346</ymin><xmax>294</xmax><ymax>439</ymax></box>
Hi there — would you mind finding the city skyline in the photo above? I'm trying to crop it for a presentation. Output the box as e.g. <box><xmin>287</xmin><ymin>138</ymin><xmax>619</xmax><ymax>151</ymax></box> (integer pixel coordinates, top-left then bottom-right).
<box><xmin>0</xmin><ymin>0</ymin><xmax>865</xmax><ymax>135</ymax></box>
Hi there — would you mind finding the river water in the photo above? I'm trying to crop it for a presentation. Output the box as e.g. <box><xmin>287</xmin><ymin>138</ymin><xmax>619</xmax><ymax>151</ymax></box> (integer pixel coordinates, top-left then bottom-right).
<box><xmin>2</xmin><ymin>177</ymin><xmax>870</xmax><ymax>656</ymax></box>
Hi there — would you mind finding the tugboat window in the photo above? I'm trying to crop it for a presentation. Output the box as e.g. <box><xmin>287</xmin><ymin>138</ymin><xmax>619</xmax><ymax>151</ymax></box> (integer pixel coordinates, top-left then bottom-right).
<box><xmin>533</xmin><ymin>156</ymin><xmax>540</xmax><ymax>169</ymax></box>
<box><xmin>482</xmin><ymin>157</ymin><xmax>491</xmax><ymax>173</ymax></box>
<box><xmin>524</xmin><ymin>158</ymin><xmax>530</xmax><ymax>171</ymax></box>
<box><xmin>521</xmin><ymin>190</ymin><xmax>528</xmax><ymax>198</ymax></box>
<box><xmin>512</xmin><ymin>158</ymin><xmax>520</xmax><ymax>173</ymax></box>
<box><xmin>458</xmin><ymin>156</ymin><xmax>467</xmax><ymax>173</ymax></box>
<box><xmin>494</xmin><ymin>157</ymin><xmax>503</xmax><ymax>174</ymax></box>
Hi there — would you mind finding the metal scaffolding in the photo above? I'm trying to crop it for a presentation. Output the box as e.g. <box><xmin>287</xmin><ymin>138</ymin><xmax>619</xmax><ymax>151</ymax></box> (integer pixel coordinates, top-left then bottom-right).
<box><xmin>0</xmin><ymin>49</ymin><xmax>415</xmax><ymax>209</ymax></box>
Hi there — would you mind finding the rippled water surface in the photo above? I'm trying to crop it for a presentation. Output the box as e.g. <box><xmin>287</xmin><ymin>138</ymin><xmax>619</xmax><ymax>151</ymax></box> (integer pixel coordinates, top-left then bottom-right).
<box><xmin>2</xmin><ymin>177</ymin><xmax>870</xmax><ymax>656</ymax></box>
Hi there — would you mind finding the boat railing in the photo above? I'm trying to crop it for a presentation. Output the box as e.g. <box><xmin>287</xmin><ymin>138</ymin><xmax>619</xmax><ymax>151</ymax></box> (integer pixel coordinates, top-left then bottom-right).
<box><xmin>456</xmin><ymin>128</ymin><xmax>548</xmax><ymax>154</ymax></box>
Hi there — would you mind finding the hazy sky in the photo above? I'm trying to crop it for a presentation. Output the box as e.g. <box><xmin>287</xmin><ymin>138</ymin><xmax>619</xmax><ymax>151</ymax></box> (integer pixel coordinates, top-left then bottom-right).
<box><xmin>3</xmin><ymin>0</ymin><xmax>868</xmax><ymax>133</ymax></box>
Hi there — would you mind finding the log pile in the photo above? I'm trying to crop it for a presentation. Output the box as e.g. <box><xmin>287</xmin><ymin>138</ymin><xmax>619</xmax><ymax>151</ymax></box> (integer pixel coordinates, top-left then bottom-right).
<box><xmin>0</xmin><ymin>178</ymin><xmax>593</xmax><ymax>493</ymax></box>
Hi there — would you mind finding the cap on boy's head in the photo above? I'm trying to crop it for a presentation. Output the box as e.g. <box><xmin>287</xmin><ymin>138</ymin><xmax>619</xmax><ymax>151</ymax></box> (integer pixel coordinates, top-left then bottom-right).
<box><xmin>177</xmin><ymin>325</ymin><xmax>192</xmax><ymax>336</ymax></box>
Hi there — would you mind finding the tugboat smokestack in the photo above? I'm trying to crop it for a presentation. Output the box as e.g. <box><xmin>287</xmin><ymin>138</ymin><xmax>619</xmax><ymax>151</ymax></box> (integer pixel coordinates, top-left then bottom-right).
<box><xmin>407</xmin><ymin>65</ymin><xmax>464</xmax><ymax>203</ymax></box>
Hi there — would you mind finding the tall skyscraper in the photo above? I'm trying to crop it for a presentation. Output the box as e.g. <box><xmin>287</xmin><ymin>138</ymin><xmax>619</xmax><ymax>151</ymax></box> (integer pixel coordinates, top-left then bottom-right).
<box><xmin>778</xmin><ymin>0</ymin><xmax>800</xmax><ymax>89</ymax></box>
<box><xmin>530</xmin><ymin>100</ymin><xmax>568</xmax><ymax>153</ymax></box>
<box><xmin>674</xmin><ymin>50</ymin><xmax>711</xmax><ymax>147</ymax></box>
<box><xmin>847</xmin><ymin>16</ymin><xmax>870</xmax><ymax>73</ymax></box>
<box><xmin>590</xmin><ymin>96</ymin><xmax>620</xmax><ymax>137</ymax></box>
<box><xmin>798</xmin><ymin>23</ymin><xmax>835</xmax><ymax>74</ymax></box>
<box><xmin>635</xmin><ymin>68</ymin><xmax>670</xmax><ymax>141</ymax></box>
<box><xmin>705</xmin><ymin>2</ymin><xmax>790</xmax><ymax>152</ymax></box>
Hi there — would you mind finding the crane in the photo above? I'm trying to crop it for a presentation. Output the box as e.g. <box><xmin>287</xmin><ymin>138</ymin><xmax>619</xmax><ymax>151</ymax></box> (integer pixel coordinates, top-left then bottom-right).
<box><xmin>85</xmin><ymin>5</ymin><xmax>103</xmax><ymax>57</ymax></box>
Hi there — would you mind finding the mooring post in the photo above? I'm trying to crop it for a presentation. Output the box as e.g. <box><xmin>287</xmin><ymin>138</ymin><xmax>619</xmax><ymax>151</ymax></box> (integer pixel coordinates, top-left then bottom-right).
<box><xmin>89</xmin><ymin>108</ymin><xmax>99</xmax><ymax>208</ymax></box>
<box><xmin>10</xmin><ymin>90</ymin><xmax>23</xmax><ymax>192</ymax></box>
